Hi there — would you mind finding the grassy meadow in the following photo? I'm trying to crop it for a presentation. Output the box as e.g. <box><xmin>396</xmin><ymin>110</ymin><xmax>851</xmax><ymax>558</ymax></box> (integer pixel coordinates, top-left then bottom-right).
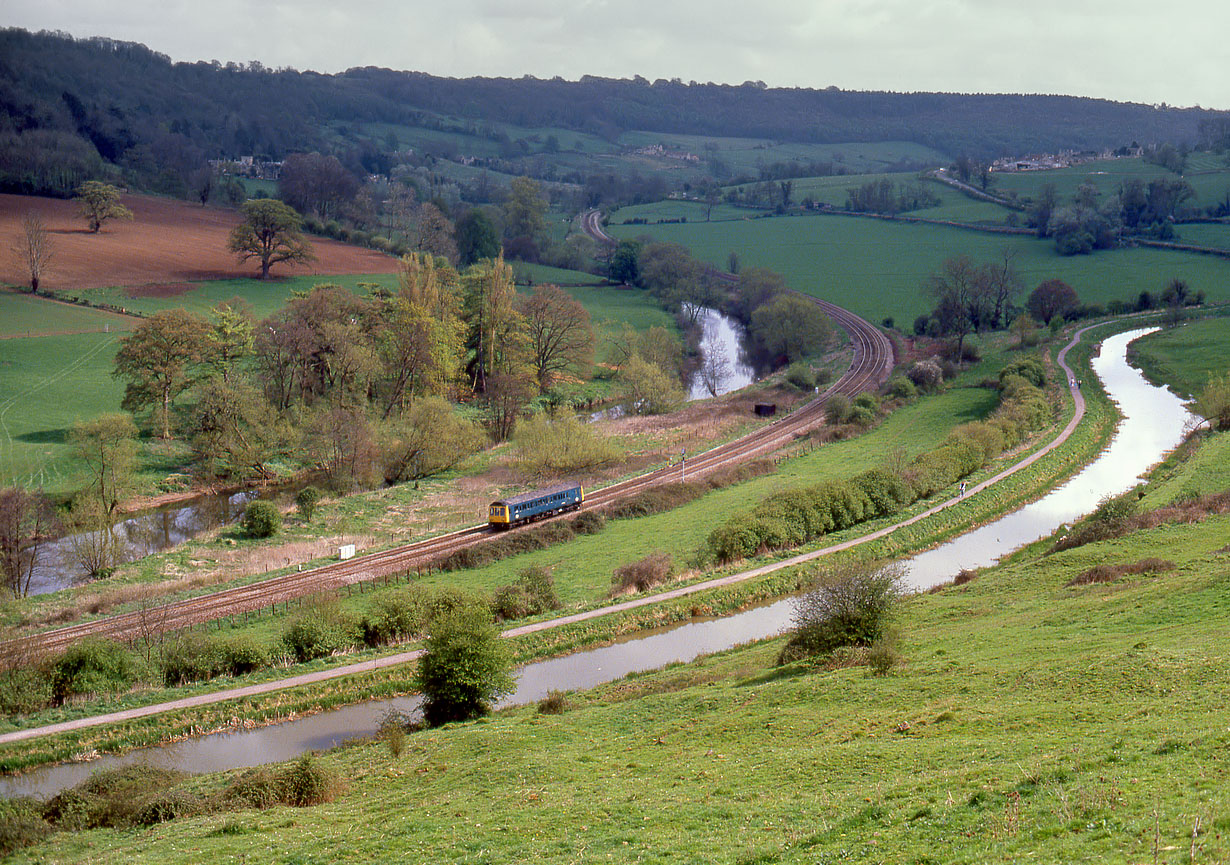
<box><xmin>1128</xmin><ymin>315</ymin><xmax>1230</xmax><ymax>398</ymax></box>
<box><xmin>10</xmin><ymin>439</ymin><xmax>1229</xmax><ymax>863</ymax></box>
<box><xmin>1</xmin><ymin>269</ymin><xmax>667</xmax><ymax>492</ymax></box>
<box><xmin>608</xmin><ymin>211</ymin><xmax>1230</xmax><ymax>325</ymax></box>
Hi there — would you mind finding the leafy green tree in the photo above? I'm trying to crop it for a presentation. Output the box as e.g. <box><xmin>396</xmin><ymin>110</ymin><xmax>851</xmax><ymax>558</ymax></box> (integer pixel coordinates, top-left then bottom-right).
<box><xmin>462</xmin><ymin>255</ymin><xmax>526</xmax><ymax>392</ymax></box>
<box><xmin>412</xmin><ymin>604</ymin><xmax>514</xmax><ymax>727</ymax></box>
<box><xmin>455</xmin><ymin>209</ymin><xmax>500</xmax><ymax>266</ymax></box>
<box><xmin>1195</xmin><ymin>374</ymin><xmax>1230</xmax><ymax>431</ymax></box>
<box><xmin>608</xmin><ymin>240</ymin><xmax>640</xmax><ymax>284</ymax></box>
<box><xmin>70</xmin><ymin>413</ymin><xmax>138</xmax><ymax>519</ymax></box>
<box><xmin>379</xmin><ymin>396</ymin><xmax>486</xmax><ymax>483</ymax></box>
<box><xmin>114</xmin><ymin>309</ymin><xmax>213</xmax><ymax>439</ymax></box>
<box><xmin>205</xmin><ymin>300</ymin><xmax>254</xmax><ymax>383</ymax></box>
<box><xmin>502</xmin><ymin>176</ymin><xmax>549</xmax><ymax>253</ymax></box>
<box><xmin>750</xmin><ymin>294</ymin><xmax>834</xmax><ymax>362</ymax></box>
<box><xmin>295</xmin><ymin>486</ymin><xmax>322</xmax><ymax>521</ymax></box>
<box><xmin>619</xmin><ymin>354</ymin><xmax>685</xmax><ymax>415</ymax></box>
<box><xmin>74</xmin><ymin>181</ymin><xmax>132</xmax><ymax>233</ymax></box>
<box><xmin>228</xmin><ymin>199</ymin><xmax>315</xmax><ymax>280</ymax></box>
<box><xmin>191</xmin><ymin>376</ymin><xmax>285</xmax><ymax>480</ymax></box>
<box><xmin>734</xmin><ymin>267</ymin><xmax>786</xmax><ymax>320</ymax></box>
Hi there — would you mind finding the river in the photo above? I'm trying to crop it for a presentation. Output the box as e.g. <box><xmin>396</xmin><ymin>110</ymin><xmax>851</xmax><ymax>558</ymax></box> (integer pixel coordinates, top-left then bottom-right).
<box><xmin>0</xmin><ymin>327</ymin><xmax>1194</xmax><ymax>799</ymax></box>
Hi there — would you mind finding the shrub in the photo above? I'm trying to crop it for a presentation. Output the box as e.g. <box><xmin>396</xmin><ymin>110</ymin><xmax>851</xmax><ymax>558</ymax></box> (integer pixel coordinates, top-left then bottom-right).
<box><xmin>571</xmin><ymin>510</ymin><xmax>606</xmax><ymax>535</ymax></box>
<box><xmin>161</xmin><ymin>635</ymin><xmax>224</xmax><ymax>686</ymax></box>
<box><xmin>279</xmin><ymin>754</ymin><xmax>341</xmax><ymax>807</ymax></box>
<box><xmin>888</xmin><ymin>376</ymin><xmax>916</xmax><ymax>399</ymax></box>
<box><xmin>48</xmin><ymin>639</ymin><xmax>134</xmax><ymax>706</ymax></box>
<box><xmin>295</xmin><ymin>486</ymin><xmax>322</xmax><ymax>521</ymax></box>
<box><xmin>999</xmin><ymin>356</ymin><xmax>1047</xmax><ymax>389</ymax></box>
<box><xmin>360</xmin><ymin>586</ymin><xmax>432</xmax><ymax>647</ymax></box>
<box><xmin>825</xmin><ymin>393</ymin><xmax>851</xmax><ymax>424</ymax></box>
<box><xmin>413</xmin><ymin>606</ymin><xmax>514</xmax><ymax>727</ymax></box>
<box><xmin>612</xmin><ymin>552</ymin><xmax>673</xmax><ymax>594</ymax></box>
<box><xmin>282</xmin><ymin>599</ymin><xmax>356</xmax><ymax>662</ymax></box>
<box><xmin>0</xmin><ymin>798</ymin><xmax>50</xmax><ymax>858</ymax></box>
<box><xmin>907</xmin><ymin>359</ymin><xmax>943</xmax><ymax>392</ymax></box>
<box><xmin>537</xmin><ymin>690</ymin><xmax>569</xmax><ymax>715</ymax></box>
<box><xmin>513</xmin><ymin>413</ymin><xmax>621</xmax><ymax>476</ymax></box>
<box><xmin>241</xmin><ymin>500</ymin><xmax>281</xmax><ymax>538</ymax></box>
<box><xmin>867</xmin><ymin>634</ymin><xmax>902</xmax><ymax>676</ymax></box>
<box><xmin>776</xmin><ymin>564</ymin><xmax>904</xmax><ymax>666</ymax></box>
<box><xmin>784</xmin><ymin>362</ymin><xmax>816</xmax><ymax>391</ymax></box>
<box><xmin>493</xmin><ymin>566</ymin><xmax>561</xmax><ymax>621</ymax></box>
<box><xmin>133</xmin><ymin>788</ymin><xmax>203</xmax><ymax>826</ymax></box>
<box><xmin>222</xmin><ymin>768</ymin><xmax>283</xmax><ymax>810</ymax></box>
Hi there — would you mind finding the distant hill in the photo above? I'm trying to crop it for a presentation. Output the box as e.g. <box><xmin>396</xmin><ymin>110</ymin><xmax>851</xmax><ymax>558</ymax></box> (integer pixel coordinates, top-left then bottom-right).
<box><xmin>1</xmin><ymin>27</ymin><xmax>1226</xmax><ymax>199</ymax></box>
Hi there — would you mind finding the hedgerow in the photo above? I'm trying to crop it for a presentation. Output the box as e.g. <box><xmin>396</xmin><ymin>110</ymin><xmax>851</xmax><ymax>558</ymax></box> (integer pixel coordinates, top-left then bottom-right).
<box><xmin>706</xmin><ymin>376</ymin><xmax>1056</xmax><ymax>562</ymax></box>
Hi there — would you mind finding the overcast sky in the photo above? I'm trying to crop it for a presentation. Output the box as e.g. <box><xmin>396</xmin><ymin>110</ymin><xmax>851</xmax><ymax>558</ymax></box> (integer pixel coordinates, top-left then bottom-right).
<box><xmin>6</xmin><ymin>0</ymin><xmax>1229</xmax><ymax>109</ymax></box>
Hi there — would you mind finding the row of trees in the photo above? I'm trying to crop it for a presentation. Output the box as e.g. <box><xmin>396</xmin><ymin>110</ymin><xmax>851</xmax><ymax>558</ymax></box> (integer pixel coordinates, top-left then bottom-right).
<box><xmin>1026</xmin><ymin>177</ymin><xmax>1199</xmax><ymax>254</ymax></box>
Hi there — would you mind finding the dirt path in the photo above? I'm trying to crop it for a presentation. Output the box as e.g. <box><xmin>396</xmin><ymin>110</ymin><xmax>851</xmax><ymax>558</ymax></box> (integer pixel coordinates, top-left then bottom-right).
<box><xmin>0</xmin><ymin>325</ymin><xmax>1096</xmax><ymax>748</ymax></box>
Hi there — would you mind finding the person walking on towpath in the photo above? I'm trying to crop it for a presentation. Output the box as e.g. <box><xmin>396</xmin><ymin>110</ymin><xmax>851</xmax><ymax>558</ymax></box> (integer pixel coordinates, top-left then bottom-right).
<box><xmin>960</xmin><ymin>481</ymin><xmax>967</xmax><ymax>497</ymax></box>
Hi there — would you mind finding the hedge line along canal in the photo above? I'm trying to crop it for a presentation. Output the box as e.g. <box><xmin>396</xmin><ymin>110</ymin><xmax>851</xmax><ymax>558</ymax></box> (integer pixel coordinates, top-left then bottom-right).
<box><xmin>0</xmin><ymin>327</ymin><xmax>1193</xmax><ymax>799</ymax></box>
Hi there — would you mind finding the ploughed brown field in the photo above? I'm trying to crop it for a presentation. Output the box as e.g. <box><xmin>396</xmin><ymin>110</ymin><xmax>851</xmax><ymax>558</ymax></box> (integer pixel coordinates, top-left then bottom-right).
<box><xmin>0</xmin><ymin>193</ymin><xmax>398</xmax><ymax>290</ymax></box>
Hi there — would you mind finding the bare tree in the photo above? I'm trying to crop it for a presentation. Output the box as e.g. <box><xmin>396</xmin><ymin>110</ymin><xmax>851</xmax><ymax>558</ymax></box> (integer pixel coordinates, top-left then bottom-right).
<box><xmin>0</xmin><ymin>488</ymin><xmax>57</xmax><ymax>598</ymax></box>
<box><xmin>698</xmin><ymin>341</ymin><xmax>730</xmax><ymax>397</ymax></box>
<box><xmin>11</xmin><ymin>212</ymin><xmax>54</xmax><ymax>292</ymax></box>
<box><xmin>517</xmin><ymin>284</ymin><xmax>595</xmax><ymax>391</ymax></box>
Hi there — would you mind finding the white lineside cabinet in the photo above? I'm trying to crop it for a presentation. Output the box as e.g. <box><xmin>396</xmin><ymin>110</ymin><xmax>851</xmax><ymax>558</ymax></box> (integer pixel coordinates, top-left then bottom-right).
<box><xmin>338</xmin><ymin>544</ymin><xmax>356</xmax><ymax>560</ymax></box>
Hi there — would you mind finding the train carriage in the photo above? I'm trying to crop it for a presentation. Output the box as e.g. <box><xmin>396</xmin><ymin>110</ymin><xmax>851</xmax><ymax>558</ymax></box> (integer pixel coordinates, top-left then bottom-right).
<box><xmin>489</xmin><ymin>483</ymin><xmax>584</xmax><ymax>529</ymax></box>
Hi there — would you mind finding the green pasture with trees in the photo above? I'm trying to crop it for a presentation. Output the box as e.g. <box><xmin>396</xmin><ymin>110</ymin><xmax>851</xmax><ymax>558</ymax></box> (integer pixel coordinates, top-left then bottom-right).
<box><xmin>7</xmin><ymin>436</ymin><xmax>1228</xmax><ymax>862</ymax></box>
<box><xmin>608</xmin><ymin>212</ymin><xmax>1230</xmax><ymax>324</ymax></box>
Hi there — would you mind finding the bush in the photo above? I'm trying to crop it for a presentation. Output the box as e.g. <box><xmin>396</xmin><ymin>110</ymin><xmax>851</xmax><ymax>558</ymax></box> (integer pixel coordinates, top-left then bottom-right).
<box><xmin>360</xmin><ymin>586</ymin><xmax>433</xmax><ymax>647</ymax></box>
<box><xmin>295</xmin><ymin>486</ymin><xmax>322</xmax><ymax>521</ymax></box>
<box><xmin>222</xmin><ymin>768</ymin><xmax>283</xmax><ymax>810</ymax></box>
<box><xmin>133</xmin><ymin>788</ymin><xmax>203</xmax><ymax>826</ymax></box>
<box><xmin>413</xmin><ymin>605</ymin><xmax>514</xmax><ymax>727</ymax></box>
<box><xmin>999</xmin><ymin>356</ymin><xmax>1047</xmax><ymax>389</ymax></box>
<box><xmin>537</xmin><ymin>690</ymin><xmax>569</xmax><ymax>714</ymax></box>
<box><xmin>612</xmin><ymin>552</ymin><xmax>673</xmax><ymax>594</ymax></box>
<box><xmin>513</xmin><ymin>413</ymin><xmax>621</xmax><ymax>476</ymax></box>
<box><xmin>282</xmin><ymin>599</ymin><xmax>356</xmax><ymax>662</ymax></box>
<box><xmin>241</xmin><ymin>500</ymin><xmax>281</xmax><ymax>538</ymax></box>
<box><xmin>48</xmin><ymin>639</ymin><xmax>134</xmax><ymax>706</ymax></box>
<box><xmin>825</xmin><ymin>393</ymin><xmax>852</xmax><ymax>424</ymax></box>
<box><xmin>279</xmin><ymin>754</ymin><xmax>341</xmax><ymax>807</ymax></box>
<box><xmin>867</xmin><ymin>634</ymin><xmax>901</xmax><ymax>676</ymax></box>
<box><xmin>493</xmin><ymin>566</ymin><xmax>560</xmax><ymax>621</ymax></box>
<box><xmin>907</xmin><ymin>359</ymin><xmax>944</xmax><ymax>392</ymax></box>
<box><xmin>784</xmin><ymin>362</ymin><xmax>816</xmax><ymax>391</ymax></box>
<box><xmin>0</xmin><ymin>799</ymin><xmax>50</xmax><ymax>858</ymax></box>
<box><xmin>888</xmin><ymin>376</ymin><xmax>916</xmax><ymax>399</ymax></box>
<box><xmin>776</xmin><ymin>564</ymin><xmax>904</xmax><ymax>665</ymax></box>
<box><xmin>571</xmin><ymin>510</ymin><xmax>606</xmax><ymax>535</ymax></box>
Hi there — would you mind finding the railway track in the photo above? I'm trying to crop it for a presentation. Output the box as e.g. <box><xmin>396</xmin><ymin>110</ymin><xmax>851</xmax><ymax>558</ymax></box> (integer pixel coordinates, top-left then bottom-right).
<box><xmin>2</xmin><ymin>217</ymin><xmax>892</xmax><ymax>659</ymax></box>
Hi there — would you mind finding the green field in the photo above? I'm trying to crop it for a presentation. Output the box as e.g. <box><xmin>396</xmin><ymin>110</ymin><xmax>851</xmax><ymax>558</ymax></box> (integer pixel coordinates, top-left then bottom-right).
<box><xmin>1166</xmin><ymin>222</ymin><xmax>1230</xmax><ymax>251</ymax></box>
<box><xmin>0</xmin><ymin>332</ymin><xmax>127</xmax><ymax>492</ymax></box>
<box><xmin>1127</xmin><ymin>315</ymin><xmax>1230</xmax><ymax>398</ymax></box>
<box><xmin>991</xmin><ymin>155</ymin><xmax>1230</xmax><ymax>210</ymax></box>
<box><xmin>609</xmin><ymin>211</ymin><xmax>1230</xmax><ymax>324</ymax></box>
<box><xmin>0</xmin><ymin>290</ymin><xmax>136</xmax><ymax>338</ymax></box>
<box><xmin>13</xmin><ymin>458</ymin><xmax>1229</xmax><ymax>863</ymax></box>
<box><xmin>3</xmin><ymin>269</ymin><xmax>674</xmax><ymax>494</ymax></box>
